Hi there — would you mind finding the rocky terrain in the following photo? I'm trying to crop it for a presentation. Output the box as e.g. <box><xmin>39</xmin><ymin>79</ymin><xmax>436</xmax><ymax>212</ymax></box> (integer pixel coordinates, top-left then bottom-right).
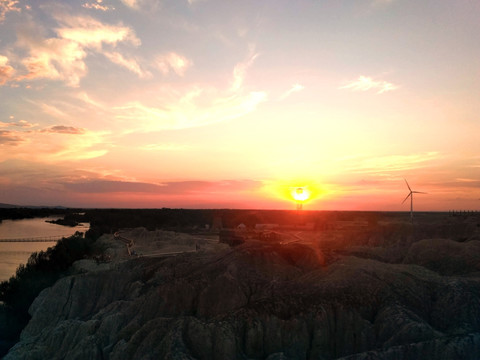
<box><xmin>4</xmin><ymin>216</ymin><xmax>480</xmax><ymax>359</ymax></box>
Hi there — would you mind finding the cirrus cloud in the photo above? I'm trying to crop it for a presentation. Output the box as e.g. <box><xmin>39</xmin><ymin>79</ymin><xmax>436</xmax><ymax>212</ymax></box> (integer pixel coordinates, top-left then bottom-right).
<box><xmin>279</xmin><ymin>83</ymin><xmax>304</xmax><ymax>100</ymax></box>
<box><xmin>113</xmin><ymin>90</ymin><xmax>266</xmax><ymax>133</ymax></box>
<box><xmin>340</xmin><ymin>75</ymin><xmax>398</xmax><ymax>94</ymax></box>
<box><xmin>231</xmin><ymin>47</ymin><xmax>257</xmax><ymax>91</ymax></box>
<box><xmin>155</xmin><ymin>52</ymin><xmax>192</xmax><ymax>77</ymax></box>
<box><xmin>342</xmin><ymin>152</ymin><xmax>441</xmax><ymax>174</ymax></box>
<box><xmin>103</xmin><ymin>52</ymin><xmax>266</xmax><ymax>133</ymax></box>
<box><xmin>104</xmin><ymin>51</ymin><xmax>150</xmax><ymax>78</ymax></box>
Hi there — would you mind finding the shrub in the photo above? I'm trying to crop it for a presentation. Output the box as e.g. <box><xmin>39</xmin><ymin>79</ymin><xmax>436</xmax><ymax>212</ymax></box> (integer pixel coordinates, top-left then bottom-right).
<box><xmin>0</xmin><ymin>233</ymin><xmax>97</xmax><ymax>357</ymax></box>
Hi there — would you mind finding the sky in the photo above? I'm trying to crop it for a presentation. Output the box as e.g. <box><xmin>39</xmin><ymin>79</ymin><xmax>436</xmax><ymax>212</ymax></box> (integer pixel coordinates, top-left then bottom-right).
<box><xmin>0</xmin><ymin>0</ymin><xmax>479</xmax><ymax>210</ymax></box>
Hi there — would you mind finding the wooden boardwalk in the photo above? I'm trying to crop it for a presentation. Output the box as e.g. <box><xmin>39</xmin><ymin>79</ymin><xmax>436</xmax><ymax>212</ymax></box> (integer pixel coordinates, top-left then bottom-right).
<box><xmin>0</xmin><ymin>235</ymin><xmax>70</xmax><ymax>243</ymax></box>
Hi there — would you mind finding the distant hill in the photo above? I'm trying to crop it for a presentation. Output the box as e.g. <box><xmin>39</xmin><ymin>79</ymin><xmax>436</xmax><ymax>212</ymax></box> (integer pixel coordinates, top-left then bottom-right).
<box><xmin>0</xmin><ymin>203</ymin><xmax>21</xmax><ymax>208</ymax></box>
<box><xmin>0</xmin><ymin>203</ymin><xmax>67</xmax><ymax>209</ymax></box>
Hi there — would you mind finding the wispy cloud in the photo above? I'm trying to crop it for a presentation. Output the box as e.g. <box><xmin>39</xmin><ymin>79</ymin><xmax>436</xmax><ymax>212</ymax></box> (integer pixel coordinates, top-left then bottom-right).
<box><xmin>340</xmin><ymin>75</ymin><xmax>398</xmax><ymax>94</ymax></box>
<box><xmin>82</xmin><ymin>1</ymin><xmax>114</xmax><ymax>11</ymax></box>
<box><xmin>55</xmin><ymin>15</ymin><xmax>140</xmax><ymax>48</ymax></box>
<box><xmin>37</xmin><ymin>102</ymin><xmax>71</xmax><ymax>119</ymax></box>
<box><xmin>0</xmin><ymin>126</ymin><xmax>109</xmax><ymax>162</ymax></box>
<box><xmin>0</xmin><ymin>119</ymin><xmax>37</xmax><ymax>128</ymax></box>
<box><xmin>15</xmin><ymin>15</ymin><xmax>141</xmax><ymax>86</ymax></box>
<box><xmin>114</xmin><ymin>90</ymin><xmax>266</xmax><ymax>132</ymax></box>
<box><xmin>0</xmin><ymin>156</ymin><xmax>265</xmax><ymax>206</ymax></box>
<box><xmin>279</xmin><ymin>83</ymin><xmax>304</xmax><ymax>100</ymax></box>
<box><xmin>41</xmin><ymin>125</ymin><xmax>86</xmax><ymax>135</ymax></box>
<box><xmin>120</xmin><ymin>0</ymin><xmax>139</xmax><ymax>9</ymax></box>
<box><xmin>155</xmin><ymin>52</ymin><xmax>192</xmax><ymax>77</ymax></box>
<box><xmin>140</xmin><ymin>143</ymin><xmax>191</xmax><ymax>151</ymax></box>
<box><xmin>63</xmin><ymin>179</ymin><xmax>263</xmax><ymax>194</ymax></box>
<box><xmin>0</xmin><ymin>0</ymin><xmax>20</xmax><ymax>23</ymax></box>
<box><xmin>0</xmin><ymin>55</ymin><xmax>15</xmax><ymax>85</ymax></box>
<box><xmin>231</xmin><ymin>47</ymin><xmax>258</xmax><ymax>91</ymax></box>
<box><xmin>42</xmin><ymin>131</ymin><xmax>109</xmax><ymax>161</ymax></box>
<box><xmin>17</xmin><ymin>37</ymin><xmax>85</xmax><ymax>86</ymax></box>
<box><xmin>429</xmin><ymin>179</ymin><xmax>480</xmax><ymax>191</ymax></box>
<box><xmin>104</xmin><ymin>51</ymin><xmax>150</xmax><ymax>78</ymax></box>
<box><xmin>64</xmin><ymin>179</ymin><xmax>161</xmax><ymax>193</ymax></box>
<box><xmin>74</xmin><ymin>91</ymin><xmax>104</xmax><ymax>108</ymax></box>
<box><xmin>111</xmin><ymin>52</ymin><xmax>266</xmax><ymax>132</ymax></box>
<box><xmin>342</xmin><ymin>152</ymin><xmax>440</xmax><ymax>174</ymax></box>
<box><xmin>0</xmin><ymin>159</ymin><xmax>118</xmax><ymax>193</ymax></box>
<box><xmin>0</xmin><ymin>130</ymin><xmax>25</xmax><ymax>145</ymax></box>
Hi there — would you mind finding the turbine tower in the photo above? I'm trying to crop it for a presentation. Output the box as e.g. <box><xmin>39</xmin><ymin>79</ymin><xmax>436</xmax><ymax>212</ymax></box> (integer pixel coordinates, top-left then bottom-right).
<box><xmin>402</xmin><ymin>179</ymin><xmax>426</xmax><ymax>222</ymax></box>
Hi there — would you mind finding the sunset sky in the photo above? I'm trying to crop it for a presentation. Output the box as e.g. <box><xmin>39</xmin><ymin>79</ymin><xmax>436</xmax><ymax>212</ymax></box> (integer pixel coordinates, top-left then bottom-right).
<box><xmin>1</xmin><ymin>0</ymin><xmax>479</xmax><ymax>210</ymax></box>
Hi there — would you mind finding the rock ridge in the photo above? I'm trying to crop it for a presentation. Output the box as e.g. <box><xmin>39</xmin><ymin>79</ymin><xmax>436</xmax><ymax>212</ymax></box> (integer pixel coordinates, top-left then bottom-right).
<box><xmin>5</xmin><ymin>232</ymin><xmax>480</xmax><ymax>359</ymax></box>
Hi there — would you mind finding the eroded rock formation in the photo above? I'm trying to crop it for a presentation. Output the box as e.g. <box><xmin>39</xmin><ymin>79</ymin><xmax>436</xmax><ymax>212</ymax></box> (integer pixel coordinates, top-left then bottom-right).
<box><xmin>5</xmin><ymin>225</ymin><xmax>480</xmax><ymax>359</ymax></box>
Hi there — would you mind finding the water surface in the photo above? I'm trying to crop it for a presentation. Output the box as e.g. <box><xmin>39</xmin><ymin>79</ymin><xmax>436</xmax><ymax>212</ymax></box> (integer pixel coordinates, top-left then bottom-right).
<box><xmin>0</xmin><ymin>217</ymin><xmax>89</xmax><ymax>282</ymax></box>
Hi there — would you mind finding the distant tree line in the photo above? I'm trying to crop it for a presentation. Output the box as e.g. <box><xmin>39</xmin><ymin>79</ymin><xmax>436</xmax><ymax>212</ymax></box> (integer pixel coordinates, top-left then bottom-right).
<box><xmin>1</xmin><ymin>207</ymin><xmax>386</xmax><ymax>231</ymax></box>
<box><xmin>0</xmin><ymin>207</ymin><xmax>87</xmax><ymax>222</ymax></box>
<box><xmin>0</xmin><ymin>208</ymin><xmax>81</xmax><ymax>222</ymax></box>
<box><xmin>73</xmin><ymin>208</ymin><xmax>384</xmax><ymax>234</ymax></box>
<box><xmin>78</xmin><ymin>208</ymin><xmax>317</xmax><ymax>233</ymax></box>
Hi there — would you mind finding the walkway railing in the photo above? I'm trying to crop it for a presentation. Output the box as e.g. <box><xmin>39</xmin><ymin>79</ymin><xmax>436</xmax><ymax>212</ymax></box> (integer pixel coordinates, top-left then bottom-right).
<box><xmin>0</xmin><ymin>235</ymin><xmax>71</xmax><ymax>243</ymax></box>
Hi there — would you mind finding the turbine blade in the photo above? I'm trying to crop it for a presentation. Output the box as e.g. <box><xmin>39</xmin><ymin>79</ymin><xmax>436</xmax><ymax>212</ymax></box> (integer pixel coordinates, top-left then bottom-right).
<box><xmin>402</xmin><ymin>193</ymin><xmax>411</xmax><ymax>204</ymax></box>
<box><xmin>412</xmin><ymin>191</ymin><xmax>427</xmax><ymax>194</ymax></box>
<box><xmin>404</xmin><ymin>178</ymin><xmax>411</xmax><ymax>191</ymax></box>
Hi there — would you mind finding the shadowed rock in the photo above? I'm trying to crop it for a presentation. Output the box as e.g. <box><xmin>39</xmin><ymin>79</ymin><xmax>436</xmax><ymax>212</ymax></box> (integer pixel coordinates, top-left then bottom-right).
<box><xmin>403</xmin><ymin>238</ymin><xmax>480</xmax><ymax>275</ymax></box>
<box><xmin>4</xmin><ymin>227</ymin><xmax>480</xmax><ymax>359</ymax></box>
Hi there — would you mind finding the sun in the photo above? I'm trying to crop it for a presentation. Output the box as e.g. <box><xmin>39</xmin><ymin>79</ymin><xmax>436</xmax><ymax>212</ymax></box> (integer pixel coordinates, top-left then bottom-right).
<box><xmin>263</xmin><ymin>181</ymin><xmax>322</xmax><ymax>208</ymax></box>
<box><xmin>292</xmin><ymin>187</ymin><xmax>310</xmax><ymax>202</ymax></box>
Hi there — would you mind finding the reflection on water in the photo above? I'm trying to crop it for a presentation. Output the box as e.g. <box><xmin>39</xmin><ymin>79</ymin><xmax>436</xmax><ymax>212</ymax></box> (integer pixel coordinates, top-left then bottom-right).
<box><xmin>0</xmin><ymin>217</ymin><xmax>89</xmax><ymax>282</ymax></box>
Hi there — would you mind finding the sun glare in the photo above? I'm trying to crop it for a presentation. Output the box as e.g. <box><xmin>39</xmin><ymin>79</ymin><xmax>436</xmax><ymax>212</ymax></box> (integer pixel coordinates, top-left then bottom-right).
<box><xmin>263</xmin><ymin>181</ymin><xmax>327</xmax><ymax>209</ymax></box>
<box><xmin>292</xmin><ymin>187</ymin><xmax>310</xmax><ymax>202</ymax></box>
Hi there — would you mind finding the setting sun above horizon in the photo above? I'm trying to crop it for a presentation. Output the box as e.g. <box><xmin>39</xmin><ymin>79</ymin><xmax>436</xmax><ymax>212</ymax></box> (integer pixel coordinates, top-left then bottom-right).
<box><xmin>292</xmin><ymin>187</ymin><xmax>310</xmax><ymax>202</ymax></box>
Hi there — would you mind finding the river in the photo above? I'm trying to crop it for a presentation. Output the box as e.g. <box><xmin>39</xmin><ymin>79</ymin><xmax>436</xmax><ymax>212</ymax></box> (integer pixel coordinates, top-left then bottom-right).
<box><xmin>0</xmin><ymin>217</ymin><xmax>90</xmax><ymax>282</ymax></box>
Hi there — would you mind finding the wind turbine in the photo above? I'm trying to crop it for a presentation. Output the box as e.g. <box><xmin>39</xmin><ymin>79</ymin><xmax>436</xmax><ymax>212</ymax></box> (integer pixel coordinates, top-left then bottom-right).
<box><xmin>402</xmin><ymin>179</ymin><xmax>426</xmax><ymax>222</ymax></box>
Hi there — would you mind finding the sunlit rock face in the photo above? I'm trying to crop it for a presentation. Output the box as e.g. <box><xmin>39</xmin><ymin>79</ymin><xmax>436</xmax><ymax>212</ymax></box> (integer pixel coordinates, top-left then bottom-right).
<box><xmin>5</xmin><ymin>230</ymin><xmax>480</xmax><ymax>360</ymax></box>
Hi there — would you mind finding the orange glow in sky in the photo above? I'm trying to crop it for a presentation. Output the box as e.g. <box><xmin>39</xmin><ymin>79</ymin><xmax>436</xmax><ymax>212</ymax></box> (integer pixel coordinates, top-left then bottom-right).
<box><xmin>0</xmin><ymin>1</ymin><xmax>479</xmax><ymax>210</ymax></box>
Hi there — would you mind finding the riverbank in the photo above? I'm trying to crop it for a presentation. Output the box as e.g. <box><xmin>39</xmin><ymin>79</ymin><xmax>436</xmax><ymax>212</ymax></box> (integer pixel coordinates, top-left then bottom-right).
<box><xmin>0</xmin><ymin>208</ymin><xmax>74</xmax><ymax>221</ymax></box>
<box><xmin>0</xmin><ymin>218</ymin><xmax>90</xmax><ymax>282</ymax></box>
<box><xmin>45</xmin><ymin>218</ymin><xmax>79</xmax><ymax>227</ymax></box>
<box><xmin>0</xmin><ymin>231</ymin><xmax>100</xmax><ymax>357</ymax></box>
